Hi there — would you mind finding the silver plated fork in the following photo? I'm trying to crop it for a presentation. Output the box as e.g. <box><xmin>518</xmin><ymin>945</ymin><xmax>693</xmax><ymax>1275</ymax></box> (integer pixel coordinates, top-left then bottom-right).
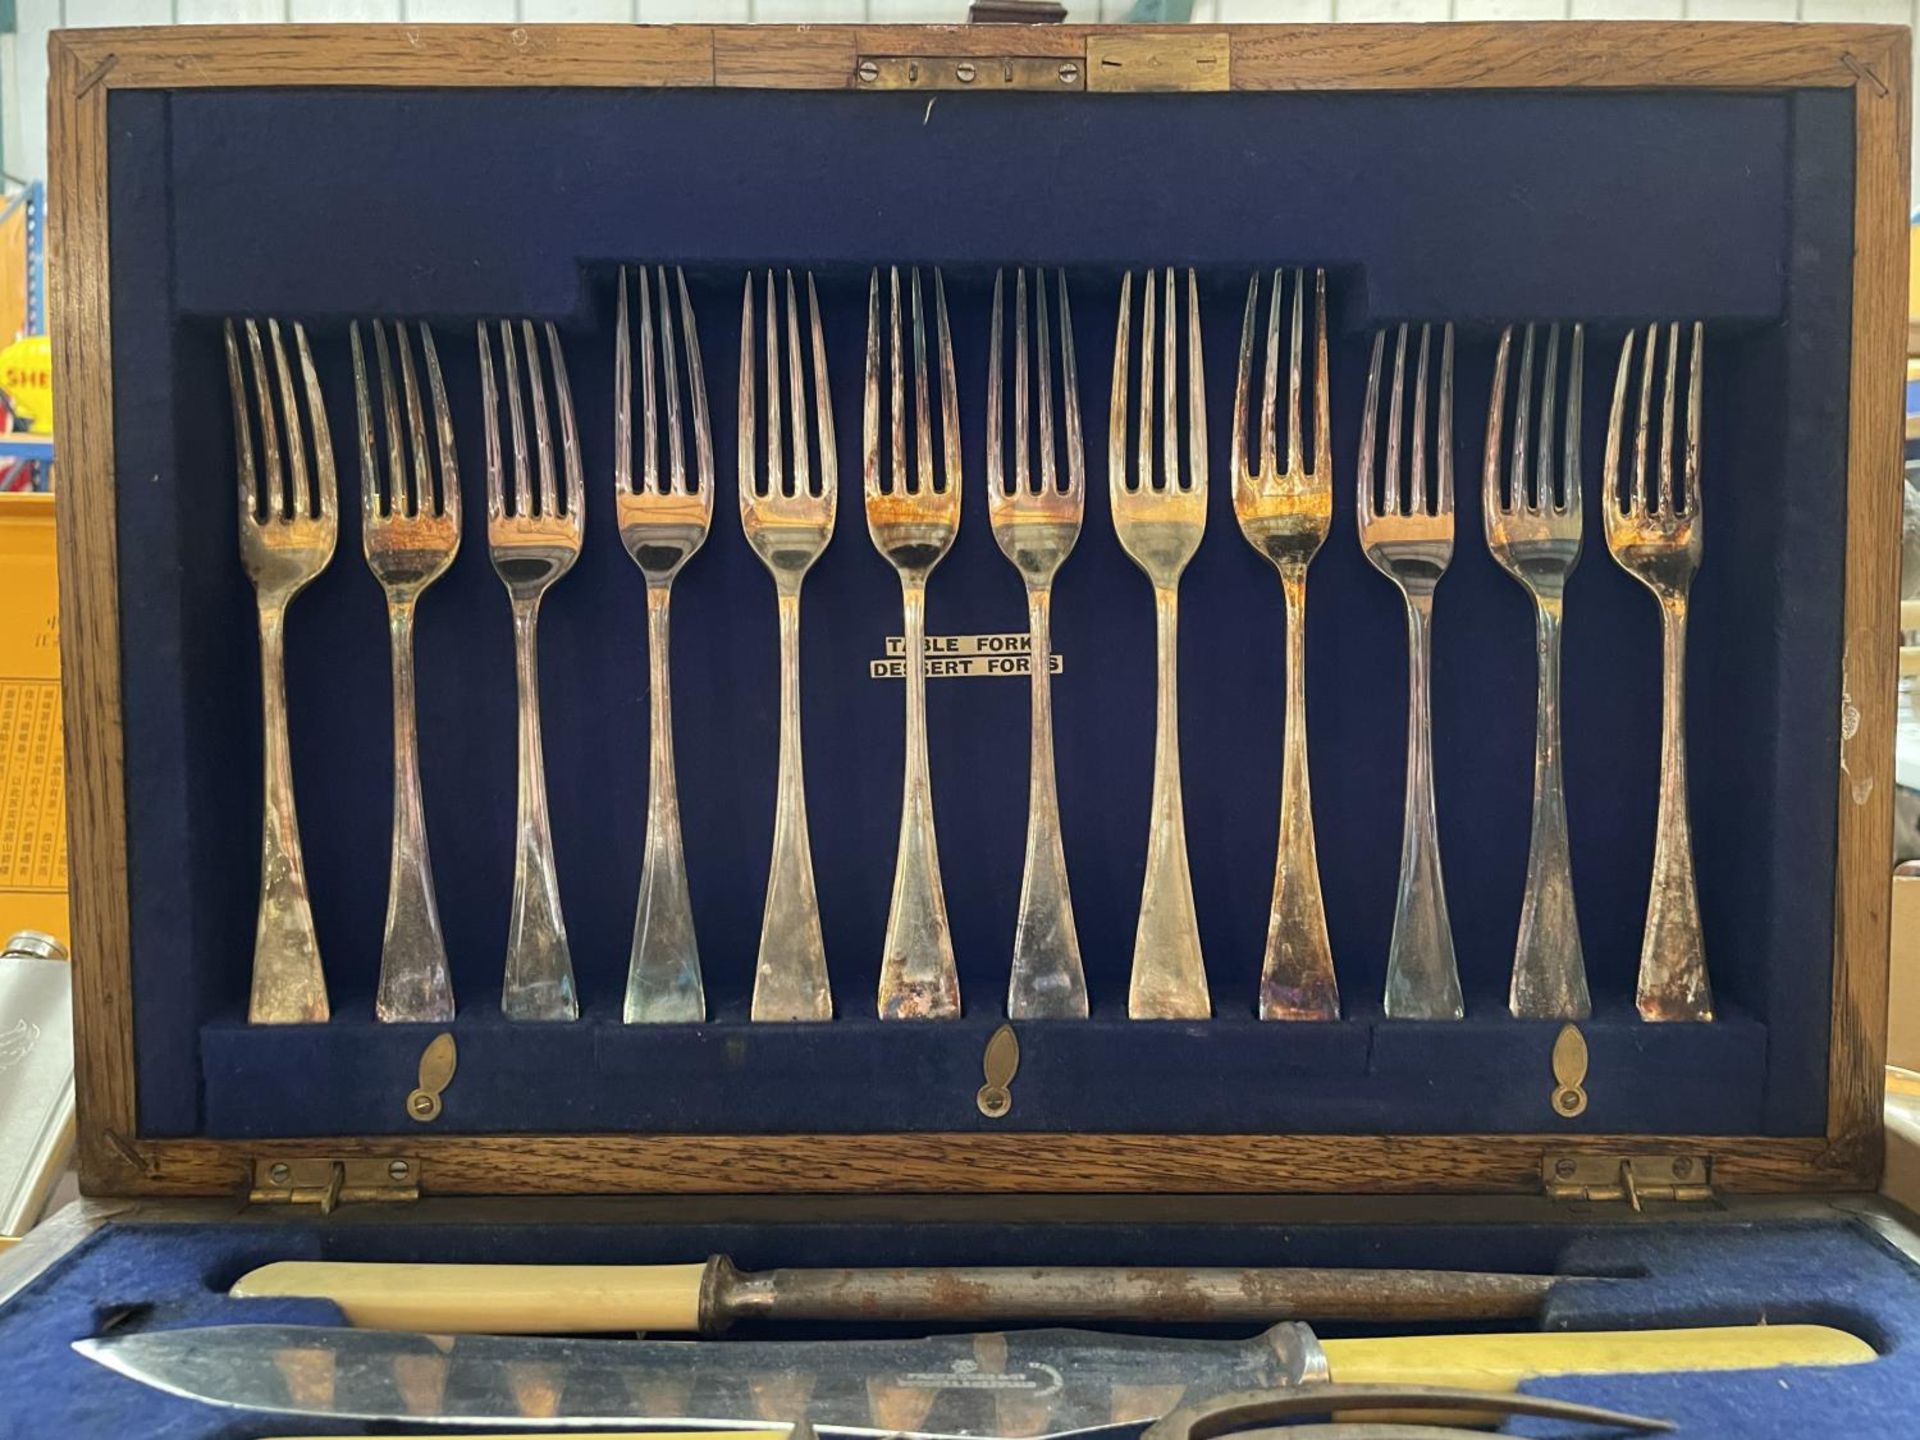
<box><xmin>988</xmin><ymin>268</ymin><xmax>1088</xmax><ymax>1020</ymax></box>
<box><xmin>617</xmin><ymin>266</ymin><xmax>714</xmax><ymax>1025</ymax></box>
<box><xmin>353</xmin><ymin>320</ymin><xmax>460</xmax><ymax>1024</ymax></box>
<box><xmin>1485</xmin><ymin>324</ymin><xmax>1590</xmax><ymax>1021</ymax></box>
<box><xmin>480</xmin><ymin>319</ymin><xmax>583</xmax><ymax>1023</ymax></box>
<box><xmin>740</xmin><ymin>270</ymin><xmax>836</xmax><ymax>1023</ymax></box>
<box><xmin>1232</xmin><ymin>269</ymin><xmax>1339</xmax><ymax>1022</ymax></box>
<box><xmin>1110</xmin><ymin>269</ymin><xmax>1210</xmax><ymax>1021</ymax></box>
<box><xmin>1604</xmin><ymin>321</ymin><xmax>1713</xmax><ymax>1023</ymax></box>
<box><xmin>1359</xmin><ymin>324</ymin><xmax>1464</xmax><ymax>1021</ymax></box>
<box><xmin>227</xmin><ymin>317</ymin><xmax>336</xmax><ymax>1025</ymax></box>
<box><xmin>866</xmin><ymin>267</ymin><xmax>963</xmax><ymax>1021</ymax></box>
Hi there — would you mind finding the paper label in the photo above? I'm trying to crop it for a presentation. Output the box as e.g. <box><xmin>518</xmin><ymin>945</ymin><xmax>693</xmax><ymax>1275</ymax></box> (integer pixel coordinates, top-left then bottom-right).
<box><xmin>868</xmin><ymin>632</ymin><xmax>1064</xmax><ymax>680</ymax></box>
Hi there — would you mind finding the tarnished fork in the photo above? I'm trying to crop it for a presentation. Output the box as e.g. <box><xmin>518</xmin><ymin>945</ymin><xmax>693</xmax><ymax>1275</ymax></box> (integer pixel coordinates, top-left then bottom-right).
<box><xmin>227</xmin><ymin>318</ymin><xmax>337</xmax><ymax>1025</ymax></box>
<box><xmin>353</xmin><ymin>320</ymin><xmax>461</xmax><ymax>1024</ymax></box>
<box><xmin>480</xmin><ymin>319</ymin><xmax>584</xmax><ymax>1022</ymax></box>
<box><xmin>1603</xmin><ymin>321</ymin><xmax>1713</xmax><ymax>1023</ymax></box>
<box><xmin>988</xmin><ymin>268</ymin><xmax>1088</xmax><ymax>1020</ymax></box>
<box><xmin>1484</xmin><ymin>324</ymin><xmax>1590</xmax><ymax>1021</ymax></box>
<box><xmin>616</xmin><ymin>266</ymin><xmax>714</xmax><ymax>1024</ymax></box>
<box><xmin>739</xmin><ymin>270</ymin><xmax>837</xmax><ymax>1022</ymax></box>
<box><xmin>1231</xmin><ymin>269</ymin><xmax>1339</xmax><ymax>1022</ymax></box>
<box><xmin>866</xmin><ymin>266</ymin><xmax>963</xmax><ymax>1020</ymax></box>
<box><xmin>1110</xmin><ymin>268</ymin><xmax>1210</xmax><ymax>1020</ymax></box>
<box><xmin>1358</xmin><ymin>323</ymin><xmax>1463</xmax><ymax>1020</ymax></box>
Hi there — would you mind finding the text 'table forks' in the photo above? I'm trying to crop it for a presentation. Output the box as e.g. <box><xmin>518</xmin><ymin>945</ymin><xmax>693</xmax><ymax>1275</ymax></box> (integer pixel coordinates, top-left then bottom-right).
<box><xmin>1485</xmin><ymin>324</ymin><xmax>1589</xmax><ymax>1020</ymax></box>
<box><xmin>618</xmin><ymin>266</ymin><xmax>714</xmax><ymax>1025</ymax></box>
<box><xmin>227</xmin><ymin>318</ymin><xmax>336</xmax><ymax>1025</ymax></box>
<box><xmin>1232</xmin><ymin>269</ymin><xmax>1339</xmax><ymax>1022</ymax></box>
<box><xmin>989</xmin><ymin>268</ymin><xmax>1088</xmax><ymax>1020</ymax></box>
<box><xmin>1360</xmin><ymin>324</ymin><xmax>1463</xmax><ymax>1021</ymax></box>
<box><xmin>1604</xmin><ymin>322</ymin><xmax>1714</xmax><ymax>1023</ymax></box>
<box><xmin>353</xmin><ymin>320</ymin><xmax>460</xmax><ymax>1024</ymax></box>
<box><xmin>482</xmin><ymin>319</ymin><xmax>583</xmax><ymax>1023</ymax></box>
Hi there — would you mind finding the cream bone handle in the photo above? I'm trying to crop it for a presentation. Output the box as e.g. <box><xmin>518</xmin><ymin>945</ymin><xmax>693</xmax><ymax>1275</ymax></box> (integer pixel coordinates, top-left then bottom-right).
<box><xmin>231</xmin><ymin>1256</ymin><xmax>1564</xmax><ymax>1335</ymax></box>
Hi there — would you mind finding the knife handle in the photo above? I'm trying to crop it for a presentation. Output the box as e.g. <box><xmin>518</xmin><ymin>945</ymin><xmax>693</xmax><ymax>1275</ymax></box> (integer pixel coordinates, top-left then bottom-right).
<box><xmin>232</xmin><ymin>1260</ymin><xmax>711</xmax><ymax>1334</ymax></box>
<box><xmin>1322</xmin><ymin>1322</ymin><xmax>1873</xmax><ymax>1390</ymax></box>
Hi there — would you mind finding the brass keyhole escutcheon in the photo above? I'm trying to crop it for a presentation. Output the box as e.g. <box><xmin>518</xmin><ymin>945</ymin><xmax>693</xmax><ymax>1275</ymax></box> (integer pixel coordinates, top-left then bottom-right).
<box><xmin>977</xmin><ymin>1024</ymin><xmax>1019</xmax><ymax>1119</ymax></box>
<box><xmin>1551</xmin><ymin>1023</ymin><xmax>1589</xmax><ymax>1119</ymax></box>
<box><xmin>407</xmin><ymin>1032</ymin><xmax>457</xmax><ymax>1124</ymax></box>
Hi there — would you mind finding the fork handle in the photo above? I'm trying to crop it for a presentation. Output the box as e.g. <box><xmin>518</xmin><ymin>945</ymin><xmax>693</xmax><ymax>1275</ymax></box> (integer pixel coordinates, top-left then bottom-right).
<box><xmin>626</xmin><ymin>582</ymin><xmax>706</xmax><ymax>1024</ymax></box>
<box><xmin>1383</xmin><ymin>594</ymin><xmax>1462</xmax><ymax>1021</ymax></box>
<box><xmin>1007</xmin><ymin>584</ymin><xmax>1087</xmax><ymax>1020</ymax></box>
<box><xmin>1128</xmin><ymin>583</ymin><xmax>1210</xmax><ymax>1019</ymax></box>
<box><xmin>877</xmin><ymin>575</ymin><xmax>961</xmax><ymax>1020</ymax></box>
<box><xmin>375</xmin><ymin>598</ymin><xmax>455</xmax><ymax>1023</ymax></box>
<box><xmin>502</xmin><ymin>593</ymin><xmax>577</xmax><ymax>1022</ymax></box>
<box><xmin>248</xmin><ymin>599</ymin><xmax>329</xmax><ymax>1024</ymax></box>
<box><xmin>752</xmin><ymin>586</ymin><xmax>832</xmax><ymax>1022</ymax></box>
<box><xmin>1259</xmin><ymin>568</ymin><xmax>1338</xmax><ymax>1021</ymax></box>
<box><xmin>1638</xmin><ymin>598</ymin><xmax>1713</xmax><ymax>1021</ymax></box>
<box><xmin>1509</xmin><ymin>596</ymin><xmax>1588</xmax><ymax>1020</ymax></box>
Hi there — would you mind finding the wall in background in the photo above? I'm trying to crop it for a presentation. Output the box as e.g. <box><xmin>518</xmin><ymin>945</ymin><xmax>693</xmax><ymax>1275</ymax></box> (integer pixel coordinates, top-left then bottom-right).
<box><xmin>2</xmin><ymin>1</ymin><xmax>1914</xmax><ymax>192</ymax></box>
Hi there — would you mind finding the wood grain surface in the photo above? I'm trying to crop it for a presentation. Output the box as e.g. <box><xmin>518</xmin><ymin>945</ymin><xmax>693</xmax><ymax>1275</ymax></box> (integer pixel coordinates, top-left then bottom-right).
<box><xmin>47</xmin><ymin>20</ymin><xmax>1905</xmax><ymax>1199</ymax></box>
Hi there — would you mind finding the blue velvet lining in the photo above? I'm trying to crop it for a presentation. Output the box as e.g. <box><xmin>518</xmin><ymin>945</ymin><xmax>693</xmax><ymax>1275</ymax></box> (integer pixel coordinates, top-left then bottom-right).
<box><xmin>105</xmin><ymin>85</ymin><xmax>1850</xmax><ymax>1140</ymax></box>
<box><xmin>3</xmin><ymin>1214</ymin><xmax>1915</xmax><ymax>1437</ymax></box>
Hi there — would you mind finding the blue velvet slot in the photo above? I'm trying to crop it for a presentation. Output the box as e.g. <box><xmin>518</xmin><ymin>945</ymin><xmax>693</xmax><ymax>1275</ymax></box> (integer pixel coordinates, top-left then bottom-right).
<box><xmin>103</xmin><ymin>85</ymin><xmax>1850</xmax><ymax>1140</ymax></box>
<box><xmin>4</xmin><ymin>1213</ymin><xmax>1917</xmax><ymax>1437</ymax></box>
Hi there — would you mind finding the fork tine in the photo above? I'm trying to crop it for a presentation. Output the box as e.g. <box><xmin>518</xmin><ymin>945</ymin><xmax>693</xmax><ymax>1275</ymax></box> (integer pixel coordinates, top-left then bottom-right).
<box><xmin>1410</xmin><ymin>325</ymin><xmax>1430</xmax><ymax>515</ymax></box>
<box><xmin>890</xmin><ymin>268</ymin><xmax>908</xmax><ymax>496</ymax></box>
<box><xmin>500</xmin><ymin>321</ymin><xmax>530</xmax><ymax>518</ymax></box>
<box><xmin>1287</xmin><ymin>267</ymin><xmax>1304</xmax><ymax>477</ymax></box>
<box><xmin>676</xmin><ymin>268</ymin><xmax>712</xmax><ymax>506</ymax></box>
<box><xmin>1483</xmin><ymin>325</ymin><xmax>1511</xmax><ymax>521</ymax></box>
<box><xmin>420</xmin><ymin>325</ymin><xmax>458</xmax><ymax>522</ymax></box>
<box><xmin>268</xmin><ymin>320</ymin><xmax>313</xmax><ymax>520</ymax></box>
<box><xmin>783</xmin><ymin>270</ymin><xmax>808</xmax><ymax>501</ymax></box>
<box><xmin>1384</xmin><ymin>326</ymin><xmax>1406</xmax><ymax>516</ymax></box>
<box><xmin>1359</xmin><ymin>329</ymin><xmax>1383</xmax><ymax>525</ymax></box>
<box><xmin>1259</xmin><ymin>270</ymin><xmax>1280</xmax><ymax>479</ymax></box>
<box><xmin>547</xmin><ymin>321</ymin><xmax>584</xmax><ymax>524</ymax></box>
<box><xmin>1312</xmin><ymin>270</ymin><xmax>1331</xmax><ymax>480</ymax></box>
<box><xmin>225</xmin><ymin>320</ymin><xmax>260</xmax><ymax>523</ymax></box>
<box><xmin>657</xmin><ymin>267</ymin><xmax>687</xmax><ymax>499</ymax></box>
<box><xmin>763</xmin><ymin>271</ymin><xmax>783</xmax><ymax>497</ymax></box>
<box><xmin>521</xmin><ymin>320</ymin><xmax>555</xmax><ymax>518</ymax></box>
<box><xmin>1185</xmin><ymin>268</ymin><xmax>1207</xmax><ymax>495</ymax></box>
<box><xmin>1036</xmin><ymin>269</ymin><xmax>1058</xmax><ymax>494</ymax></box>
<box><xmin>738</xmin><ymin>274</ymin><xmax>757</xmax><ymax>501</ymax></box>
<box><xmin>988</xmin><ymin>269</ymin><xmax>1006</xmax><ymax>498</ymax></box>
<box><xmin>1537</xmin><ymin>326</ymin><xmax>1559</xmax><ymax>513</ymax></box>
<box><xmin>863</xmin><ymin>270</ymin><xmax>882</xmax><ymax>500</ymax></box>
<box><xmin>1059</xmin><ymin>270</ymin><xmax>1084</xmax><ymax>499</ymax></box>
<box><xmin>808</xmin><ymin>273</ymin><xmax>836</xmax><ymax>501</ymax></box>
<box><xmin>478</xmin><ymin>323</ymin><xmax>504</xmax><ymax>523</ymax></box>
<box><xmin>1682</xmin><ymin>320</ymin><xmax>1702</xmax><ymax>517</ymax></box>
<box><xmin>909</xmin><ymin>269</ymin><xmax>933</xmax><ymax>495</ymax></box>
<box><xmin>1161</xmin><ymin>269</ymin><xmax>1178</xmax><ymax>492</ymax></box>
<box><xmin>296</xmin><ymin>324</ymin><xmax>336</xmax><ymax>524</ymax></box>
<box><xmin>1436</xmin><ymin>323</ymin><xmax>1453</xmax><ymax>515</ymax></box>
<box><xmin>1138</xmin><ymin>270</ymin><xmax>1157</xmax><ymax>491</ymax></box>
<box><xmin>639</xmin><ymin>268</ymin><xmax>659</xmax><ymax>496</ymax></box>
<box><xmin>368</xmin><ymin>321</ymin><xmax>400</xmax><ymax>517</ymax></box>
<box><xmin>1511</xmin><ymin>324</ymin><xmax>1534</xmax><ymax>513</ymax></box>
<box><xmin>246</xmin><ymin>321</ymin><xmax>288</xmax><ymax>520</ymax></box>
<box><xmin>1562</xmin><ymin>324</ymin><xmax>1583</xmax><ymax>516</ymax></box>
<box><xmin>617</xmin><ymin>268</ymin><xmax>635</xmax><ymax>496</ymax></box>
<box><xmin>1013</xmin><ymin>268</ymin><xmax>1029</xmax><ymax>494</ymax></box>
<box><xmin>1604</xmin><ymin>328</ymin><xmax>1635</xmax><ymax>518</ymax></box>
<box><xmin>1232</xmin><ymin>274</ymin><xmax>1257</xmax><ymax>486</ymax></box>
<box><xmin>1657</xmin><ymin>320</ymin><xmax>1679</xmax><ymax>519</ymax></box>
<box><xmin>350</xmin><ymin>323</ymin><xmax>379</xmax><ymax>525</ymax></box>
<box><xmin>1110</xmin><ymin>272</ymin><xmax>1133</xmax><ymax>498</ymax></box>
<box><xmin>397</xmin><ymin>323</ymin><xmax>432</xmax><ymax>521</ymax></box>
<box><xmin>935</xmin><ymin>270</ymin><xmax>961</xmax><ymax>497</ymax></box>
<box><xmin>1632</xmin><ymin>323</ymin><xmax>1656</xmax><ymax>518</ymax></box>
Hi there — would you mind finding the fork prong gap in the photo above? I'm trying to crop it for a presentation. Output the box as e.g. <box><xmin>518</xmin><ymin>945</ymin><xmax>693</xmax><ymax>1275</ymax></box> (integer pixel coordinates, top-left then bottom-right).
<box><xmin>1512</xmin><ymin>324</ymin><xmax>1534</xmax><ymax>514</ymax></box>
<box><xmin>1036</xmin><ymin>269</ymin><xmax>1058</xmax><ymax>495</ymax></box>
<box><xmin>764</xmin><ymin>270</ymin><xmax>784</xmax><ymax>499</ymax></box>
<box><xmin>522</xmin><ymin>319</ymin><xmax>556</xmax><ymax>518</ymax></box>
<box><xmin>245</xmin><ymin>320</ymin><xmax>288</xmax><ymax>523</ymax></box>
<box><xmin>1014</xmin><ymin>268</ymin><xmax>1030</xmax><ymax>496</ymax></box>
<box><xmin>783</xmin><ymin>270</ymin><xmax>810</xmax><ymax>502</ymax></box>
<box><xmin>267</xmin><ymin>319</ymin><xmax>313</xmax><ymax>521</ymax></box>
<box><xmin>1185</xmin><ymin>268</ymin><xmax>1207</xmax><ymax>496</ymax></box>
<box><xmin>501</xmin><ymin>321</ymin><xmax>531</xmax><ymax>519</ymax></box>
<box><xmin>1659</xmin><ymin>321</ymin><xmax>1680</xmax><ymax>519</ymax></box>
<box><xmin>638</xmin><ymin>269</ymin><xmax>659</xmax><ymax>497</ymax></box>
<box><xmin>1435</xmin><ymin>324</ymin><xmax>1453</xmax><ymax>516</ymax></box>
<box><xmin>890</xmin><ymin>267</ymin><xmax>908</xmax><ymax>497</ymax></box>
<box><xmin>911</xmin><ymin>269</ymin><xmax>935</xmax><ymax>496</ymax></box>
<box><xmin>398</xmin><ymin>323</ymin><xmax>433</xmax><ymax>521</ymax></box>
<box><xmin>1632</xmin><ymin>322</ymin><xmax>1656</xmax><ymax>518</ymax></box>
<box><xmin>1538</xmin><ymin>325</ymin><xmax>1559</xmax><ymax>514</ymax></box>
<box><xmin>1160</xmin><ymin>269</ymin><xmax>1179</xmax><ymax>493</ymax></box>
<box><xmin>1411</xmin><ymin>325</ymin><xmax>1431</xmax><ymax>516</ymax></box>
<box><xmin>658</xmin><ymin>266</ymin><xmax>688</xmax><ymax>500</ymax></box>
<box><xmin>1138</xmin><ymin>270</ymin><xmax>1157</xmax><ymax>493</ymax></box>
<box><xmin>370</xmin><ymin>320</ymin><xmax>399</xmax><ymax>518</ymax></box>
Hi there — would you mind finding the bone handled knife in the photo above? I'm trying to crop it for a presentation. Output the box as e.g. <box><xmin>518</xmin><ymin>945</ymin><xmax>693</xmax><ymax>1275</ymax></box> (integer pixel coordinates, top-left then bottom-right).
<box><xmin>229</xmin><ymin>1255</ymin><xmax>1566</xmax><ymax>1334</ymax></box>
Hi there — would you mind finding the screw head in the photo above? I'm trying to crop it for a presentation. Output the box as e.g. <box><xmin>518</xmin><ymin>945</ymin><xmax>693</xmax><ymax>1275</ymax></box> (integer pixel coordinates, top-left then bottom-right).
<box><xmin>268</xmin><ymin>1162</ymin><xmax>291</xmax><ymax>1185</ymax></box>
<box><xmin>388</xmin><ymin>1160</ymin><xmax>411</xmax><ymax>1182</ymax></box>
<box><xmin>1554</xmin><ymin>1157</ymin><xmax>1578</xmax><ymax>1179</ymax></box>
<box><xmin>1058</xmin><ymin>61</ymin><xmax>1080</xmax><ymax>84</ymax></box>
<box><xmin>1672</xmin><ymin>1156</ymin><xmax>1694</xmax><ymax>1178</ymax></box>
<box><xmin>857</xmin><ymin>60</ymin><xmax>879</xmax><ymax>84</ymax></box>
<box><xmin>955</xmin><ymin>62</ymin><xmax>977</xmax><ymax>84</ymax></box>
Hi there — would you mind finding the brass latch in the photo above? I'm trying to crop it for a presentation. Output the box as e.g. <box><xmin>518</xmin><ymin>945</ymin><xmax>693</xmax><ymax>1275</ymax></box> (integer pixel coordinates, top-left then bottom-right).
<box><xmin>250</xmin><ymin>1157</ymin><xmax>420</xmax><ymax>1213</ymax></box>
<box><xmin>1543</xmin><ymin>1152</ymin><xmax>1714</xmax><ymax>1209</ymax></box>
<box><xmin>854</xmin><ymin>33</ymin><xmax>1231</xmax><ymax>94</ymax></box>
<box><xmin>856</xmin><ymin>55</ymin><xmax>1085</xmax><ymax>91</ymax></box>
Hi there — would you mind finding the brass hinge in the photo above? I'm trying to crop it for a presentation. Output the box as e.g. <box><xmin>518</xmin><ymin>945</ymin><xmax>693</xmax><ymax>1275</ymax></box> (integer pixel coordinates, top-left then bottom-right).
<box><xmin>249</xmin><ymin>1157</ymin><xmax>420</xmax><ymax>1214</ymax></box>
<box><xmin>854</xmin><ymin>32</ymin><xmax>1231</xmax><ymax>94</ymax></box>
<box><xmin>1543</xmin><ymin>1152</ymin><xmax>1714</xmax><ymax>1209</ymax></box>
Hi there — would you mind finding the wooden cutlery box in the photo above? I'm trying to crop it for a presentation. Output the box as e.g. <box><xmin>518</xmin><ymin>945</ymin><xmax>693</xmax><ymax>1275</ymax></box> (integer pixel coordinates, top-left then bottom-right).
<box><xmin>10</xmin><ymin>16</ymin><xmax>1920</xmax><ymax>1439</ymax></box>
